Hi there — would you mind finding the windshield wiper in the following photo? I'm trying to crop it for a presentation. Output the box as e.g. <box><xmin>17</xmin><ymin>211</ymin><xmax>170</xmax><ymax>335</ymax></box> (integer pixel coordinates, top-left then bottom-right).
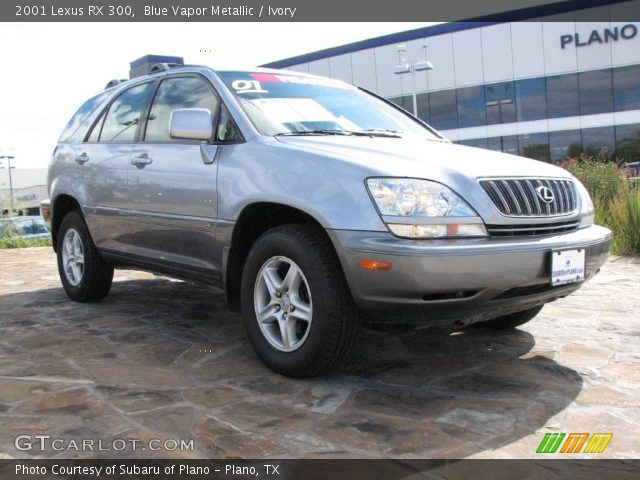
<box><xmin>275</xmin><ymin>129</ymin><xmax>352</xmax><ymax>136</ymax></box>
<box><xmin>275</xmin><ymin>129</ymin><xmax>402</xmax><ymax>138</ymax></box>
<box><xmin>355</xmin><ymin>129</ymin><xmax>403</xmax><ymax>138</ymax></box>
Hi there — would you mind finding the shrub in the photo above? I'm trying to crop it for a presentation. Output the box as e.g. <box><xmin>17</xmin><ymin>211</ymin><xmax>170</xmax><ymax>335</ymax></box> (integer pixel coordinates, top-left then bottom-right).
<box><xmin>563</xmin><ymin>151</ymin><xmax>639</xmax><ymax>256</ymax></box>
<box><xmin>563</xmin><ymin>151</ymin><xmax>624</xmax><ymax>203</ymax></box>
<box><xmin>0</xmin><ymin>237</ymin><xmax>52</xmax><ymax>249</ymax></box>
<box><xmin>600</xmin><ymin>188</ymin><xmax>640</xmax><ymax>256</ymax></box>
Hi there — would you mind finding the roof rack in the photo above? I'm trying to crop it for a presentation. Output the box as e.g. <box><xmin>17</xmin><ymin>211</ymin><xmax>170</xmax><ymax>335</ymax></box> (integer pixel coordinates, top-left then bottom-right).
<box><xmin>104</xmin><ymin>79</ymin><xmax>128</xmax><ymax>89</ymax></box>
<box><xmin>148</xmin><ymin>63</ymin><xmax>183</xmax><ymax>74</ymax></box>
<box><xmin>129</xmin><ymin>55</ymin><xmax>185</xmax><ymax>79</ymax></box>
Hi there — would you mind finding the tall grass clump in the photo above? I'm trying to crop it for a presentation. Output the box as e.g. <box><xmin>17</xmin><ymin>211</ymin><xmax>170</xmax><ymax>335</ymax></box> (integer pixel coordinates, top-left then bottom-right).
<box><xmin>564</xmin><ymin>150</ymin><xmax>639</xmax><ymax>256</ymax></box>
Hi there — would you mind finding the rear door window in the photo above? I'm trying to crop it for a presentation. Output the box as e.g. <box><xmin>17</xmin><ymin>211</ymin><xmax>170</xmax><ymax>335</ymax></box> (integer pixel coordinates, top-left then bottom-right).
<box><xmin>99</xmin><ymin>83</ymin><xmax>154</xmax><ymax>143</ymax></box>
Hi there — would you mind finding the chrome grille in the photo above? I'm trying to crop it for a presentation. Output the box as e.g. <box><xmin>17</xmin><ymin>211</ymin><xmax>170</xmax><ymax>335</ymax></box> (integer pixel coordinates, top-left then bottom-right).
<box><xmin>487</xmin><ymin>220</ymin><xmax>580</xmax><ymax>237</ymax></box>
<box><xmin>480</xmin><ymin>178</ymin><xmax>577</xmax><ymax>216</ymax></box>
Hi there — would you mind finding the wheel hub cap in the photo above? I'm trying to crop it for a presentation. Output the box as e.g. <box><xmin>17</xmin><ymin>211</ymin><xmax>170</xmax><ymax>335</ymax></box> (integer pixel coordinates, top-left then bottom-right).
<box><xmin>281</xmin><ymin>293</ymin><xmax>292</xmax><ymax>312</ymax></box>
<box><xmin>254</xmin><ymin>256</ymin><xmax>313</xmax><ymax>352</ymax></box>
<box><xmin>61</xmin><ymin>228</ymin><xmax>84</xmax><ymax>287</ymax></box>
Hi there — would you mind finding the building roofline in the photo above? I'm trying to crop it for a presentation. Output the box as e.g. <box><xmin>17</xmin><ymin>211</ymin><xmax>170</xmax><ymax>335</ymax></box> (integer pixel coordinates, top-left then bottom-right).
<box><xmin>260</xmin><ymin>0</ymin><xmax>631</xmax><ymax>68</ymax></box>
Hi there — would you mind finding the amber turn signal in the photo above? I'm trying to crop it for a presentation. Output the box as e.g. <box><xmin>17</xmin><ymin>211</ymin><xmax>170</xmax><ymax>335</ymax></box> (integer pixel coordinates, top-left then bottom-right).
<box><xmin>358</xmin><ymin>259</ymin><xmax>393</xmax><ymax>271</ymax></box>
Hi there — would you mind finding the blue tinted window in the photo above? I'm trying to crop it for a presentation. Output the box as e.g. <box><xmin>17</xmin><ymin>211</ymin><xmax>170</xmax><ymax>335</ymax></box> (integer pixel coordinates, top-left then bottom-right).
<box><xmin>613</xmin><ymin>65</ymin><xmax>640</xmax><ymax>112</ymax></box>
<box><xmin>456</xmin><ymin>86</ymin><xmax>486</xmax><ymax>128</ymax></box>
<box><xmin>388</xmin><ymin>95</ymin><xmax>412</xmax><ymax>112</ymax></box>
<box><xmin>416</xmin><ymin>93</ymin><xmax>429</xmax><ymax>124</ymax></box>
<box><xmin>457</xmin><ymin>138</ymin><xmax>488</xmax><ymax>148</ymax></box>
<box><xmin>485</xmin><ymin>82</ymin><xmax>515</xmax><ymax>125</ymax></box>
<box><xmin>546</xmin><ymin>74</ymin><xmax>579</xmax><ymax>118</ymax></box>
<box><xmin>579</xmin><ymin>69</ymin><xmax>613</xmax><ymax>116</ymax></box>
<box><xmin>145</xmin><ymin>77</ymin><xmax>219</xmax><ymax>142</ymax></box>
<box><xmin>582</xmin><ymin>126</ymin><xmax>615</xmax><ymax>160</ymax></box>
<box><xmin>428</xmin><ymin>90</ymin><xmax>458</xmax><ymax>130</ymax></box>
<box><xmin>59</xmin><ymin>91</ymin><xmax>110</xmax><ymax>143</ymax></box>
<box><xmin>615</xmin><ymin>123</ymin><xmax>640</xmax><ymax>163</ymax></box>
<box><xmin>518</xmin><ymin>132</ymin><xmax>550</xmax><ymax>162</ymax></box>
<box><xmin>550</xmin><ymin>130</ymin><xmax>582</xmax><ymax>163</ymax></box>
<box><xmin>488</xmin><ymin>135</ymin><xmax>518</xmax><ymax>155</ymax></box>
<box><xmin>516</xmin><ymin>78</ymin><xmax>547</xmax><ymax>122</ymax></box>
<box><xmin>100</xmin><ymin>83</ymin><xmax>154</xmax><ymax>143</ymax></box>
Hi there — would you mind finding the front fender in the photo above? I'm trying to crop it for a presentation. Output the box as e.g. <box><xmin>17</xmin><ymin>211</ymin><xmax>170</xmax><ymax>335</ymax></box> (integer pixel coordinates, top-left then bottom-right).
<box><xmin>216</xmin><ymin>139</ymin><xmax>387</xmax><ymax>231</ymax></box>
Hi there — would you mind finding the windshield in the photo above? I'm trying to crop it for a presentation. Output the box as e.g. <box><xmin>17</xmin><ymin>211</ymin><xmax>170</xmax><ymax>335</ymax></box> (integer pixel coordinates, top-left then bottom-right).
<box><xmin>218</xmin><ymin>71</ymin><xmax>442</xmax><ymax>140</ymax></box>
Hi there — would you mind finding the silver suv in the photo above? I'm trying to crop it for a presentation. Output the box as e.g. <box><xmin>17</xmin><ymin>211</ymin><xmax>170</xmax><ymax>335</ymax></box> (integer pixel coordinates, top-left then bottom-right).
<box><xmin>43</xmin><ymin>65</ymin><xmax>612</xmax><ymax>377</ymax></box>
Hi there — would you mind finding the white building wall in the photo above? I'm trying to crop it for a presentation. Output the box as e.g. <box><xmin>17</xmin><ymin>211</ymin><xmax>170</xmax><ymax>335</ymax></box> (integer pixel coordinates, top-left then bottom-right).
<box><xmin>279</xmin><ymin>3</ymin><xmax>639</xmax><ymax>95</ymax></box>
<box><xmin>480</xmin><ymin>23</ymin><xmax>515</xmax><ymax>82</ymax></box>
<box><xmin>275</xmin><ymin>2</ymin><xmax>640</xmax><ymax>144</ymax></box>
<box><xmin>351</xmin><ymin>49</ymin><xmax>378</xmax><ymax>91</ymax></box>
<box><xmin>451</xmin><ymin>28</ymin><xmax>483</xmax><ymax>86</ymax></box>
<box><xmin>423</xmin><ymin>34</ymin><xmax>456</xmax><ymax>90</ymax></box>
<box><xmin>511</xmin><ymin>22</ymin><xmax>545</xmax><ymax>78</ymax></box>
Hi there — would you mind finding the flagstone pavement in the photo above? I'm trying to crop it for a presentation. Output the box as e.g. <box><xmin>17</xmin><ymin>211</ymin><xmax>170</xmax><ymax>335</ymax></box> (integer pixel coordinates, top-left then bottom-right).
<box><xmin>0</xmin><ymin>248</ymin><xmax>637</xmax><ymax>459</ymax></box>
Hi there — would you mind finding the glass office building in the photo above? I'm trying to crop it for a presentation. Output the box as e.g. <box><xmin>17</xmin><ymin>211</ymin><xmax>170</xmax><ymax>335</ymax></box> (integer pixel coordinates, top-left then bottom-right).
<box><xmin>263</xmin><ymin>0</ymin><xmax>640</xmax><ymax>164</ymax></box>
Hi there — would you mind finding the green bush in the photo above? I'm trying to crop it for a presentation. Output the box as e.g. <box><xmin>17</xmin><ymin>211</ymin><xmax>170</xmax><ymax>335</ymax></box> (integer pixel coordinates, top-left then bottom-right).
<box><xmin>596</xmin><ymin>188</ymin><xmax>640</xmax><ymax>256</ymax></box>
<box><xmin>0</xmin><ymin>237</ymin><xmax>52</xmax><ymax>249</ymax></box>
<box><xmin>564</xmin><ymin>151</ymin><xmax>624</xmax><ymax>203</ymax></box>
<box><xmin>563</xmin><ymin>151</ymin><xmax>639</xmax><ymax>256</ymax></box>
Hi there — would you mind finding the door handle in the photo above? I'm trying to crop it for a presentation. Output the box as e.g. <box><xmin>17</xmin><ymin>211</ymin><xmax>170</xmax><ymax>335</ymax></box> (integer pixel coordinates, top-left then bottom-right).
<box><xmin>75</xmin><ymin>153</ymin><xmax>90</xmax><ymax>165</ymax></box>
<box><xmin>131</xmin><ymin>153</ymin><xmax>153</xmax><ymax>168</ymax></box>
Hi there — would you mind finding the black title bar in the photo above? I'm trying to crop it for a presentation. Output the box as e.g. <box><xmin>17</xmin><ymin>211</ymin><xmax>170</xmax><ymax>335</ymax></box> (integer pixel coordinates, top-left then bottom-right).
<box><xmin>3</xmin><ymin>0</ymin><xmax>638</xmax><ymax>22</ymax></box>
<box><xmin>1</xmin><ymin>459</ymin><xmax>640</xmax><ymax>480</ymax></box>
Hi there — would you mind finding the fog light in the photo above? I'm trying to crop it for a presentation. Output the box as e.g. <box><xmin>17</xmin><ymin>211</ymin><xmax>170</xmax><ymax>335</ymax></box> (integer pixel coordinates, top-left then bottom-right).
<box><xmin>388</xmin><ymin>223</ymin><xmax>488</xmax><ymax>239</ymax></box>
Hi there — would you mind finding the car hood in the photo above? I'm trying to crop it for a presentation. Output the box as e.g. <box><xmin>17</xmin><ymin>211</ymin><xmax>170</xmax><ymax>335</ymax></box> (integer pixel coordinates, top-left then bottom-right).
<box><xmin>275</xmin><ymin>136</ymin><xmax>571</xmax><ymax>180</ymax></box>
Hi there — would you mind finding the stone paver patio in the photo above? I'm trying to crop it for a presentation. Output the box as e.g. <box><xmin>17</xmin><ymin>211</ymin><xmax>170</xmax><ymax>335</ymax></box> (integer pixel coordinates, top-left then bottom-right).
<box><xmin>0</xmin><ymin>248</ymin><xmax>638</xmax><ymax>459</ymax></box>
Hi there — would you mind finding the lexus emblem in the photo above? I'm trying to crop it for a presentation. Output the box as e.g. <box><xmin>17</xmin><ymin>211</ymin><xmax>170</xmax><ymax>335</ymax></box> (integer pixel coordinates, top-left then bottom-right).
<box><xmin>536</xmin><ymin>186</ymin><xmax>555</xmax><ymax>204</ymax></box>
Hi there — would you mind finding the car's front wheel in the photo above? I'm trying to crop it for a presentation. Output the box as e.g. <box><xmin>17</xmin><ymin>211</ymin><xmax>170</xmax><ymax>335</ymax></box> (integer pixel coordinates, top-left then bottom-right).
<box><xmin>56</xmin><ymin>210</ymin><xmax>114</xmax><ymax>302</ymax></box>
<box><xmin>240</xmin><ymin>224</ymin><xmax>358</xmax><ymax>378</ymax></box>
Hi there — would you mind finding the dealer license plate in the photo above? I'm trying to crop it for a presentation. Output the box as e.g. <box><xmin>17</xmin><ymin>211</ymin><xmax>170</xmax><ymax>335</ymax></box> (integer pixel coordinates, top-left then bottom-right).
<box><xmin>550</xmin><ymin>249</ymin><xmax>586</xmax><ymax>286</ymax></box>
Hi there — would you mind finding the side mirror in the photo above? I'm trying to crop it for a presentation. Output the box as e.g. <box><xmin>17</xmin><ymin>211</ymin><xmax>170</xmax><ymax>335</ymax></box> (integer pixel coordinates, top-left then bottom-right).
<box><xmin>169</xmin><ymin>108</ymin><xmax>213</xmax><ymax>141</ymax></box>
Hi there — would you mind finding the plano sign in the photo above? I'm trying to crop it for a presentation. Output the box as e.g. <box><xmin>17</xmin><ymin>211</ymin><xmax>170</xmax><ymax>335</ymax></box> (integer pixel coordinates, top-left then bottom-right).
<box><xmin>561</xmin><ymin>23</ymin><xmax>638</xmax><ymax>49</ymax></box>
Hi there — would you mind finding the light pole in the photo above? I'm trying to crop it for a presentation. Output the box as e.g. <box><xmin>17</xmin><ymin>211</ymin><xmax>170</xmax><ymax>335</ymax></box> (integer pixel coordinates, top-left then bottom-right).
<box><xmin>393</xmin><ymin>44</ymin><xmax>433</xmax><ymax>117</ymax></box>
<box><xmin>0</xmin><ymin>155</ymin><xmax>15</xmax><ymax>215</ymax></box>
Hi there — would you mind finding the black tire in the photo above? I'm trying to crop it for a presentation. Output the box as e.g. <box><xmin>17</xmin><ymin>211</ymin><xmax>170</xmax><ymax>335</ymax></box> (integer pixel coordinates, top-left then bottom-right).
<box><xmin>56</xmin><ymin>210</ymin><xmax>114</xmax><ymax>303</ymax></box>
<box><xmin>240</xmin><ymin>224</ymin><xmax>358</xmax><ymax>378</ymax></box>
<box><xmin>475</xmin><ymin>305</ymin><xmax>544</xmax><ymax>330</ymax></box>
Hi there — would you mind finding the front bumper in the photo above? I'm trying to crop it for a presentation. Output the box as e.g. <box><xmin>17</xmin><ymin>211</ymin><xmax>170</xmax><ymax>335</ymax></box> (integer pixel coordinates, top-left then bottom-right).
<box><xmin>328</xmin><ymin>225</ymin><xmax>613</xmax><ymax>325</ymax></box>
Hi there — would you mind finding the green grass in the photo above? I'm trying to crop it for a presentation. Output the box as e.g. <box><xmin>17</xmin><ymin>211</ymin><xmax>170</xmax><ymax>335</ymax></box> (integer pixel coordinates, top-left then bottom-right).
<box><xmin>596</xmin><ymin>188</ymin><xmax>640</xmax><ymax>256</ymax></box>
<box><xmin>0</xmin><ymin>237</ymin><xmax>52</xmax><ymax>249</ymax></box>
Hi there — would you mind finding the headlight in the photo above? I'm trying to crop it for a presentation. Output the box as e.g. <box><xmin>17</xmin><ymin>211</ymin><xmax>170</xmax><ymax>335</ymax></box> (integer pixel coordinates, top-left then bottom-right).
<box><xmin>574</xmin><ymin>179</ymin><xmax>594</xmax><ymax>228</ymax></box>
<box><xmin>366</xmin><ymin>178</ymin><xmax>488</xmax><ymax>238</ymax></box>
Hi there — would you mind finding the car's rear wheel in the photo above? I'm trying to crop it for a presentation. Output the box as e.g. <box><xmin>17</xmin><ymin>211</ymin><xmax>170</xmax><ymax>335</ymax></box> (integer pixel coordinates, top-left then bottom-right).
<box><xmin>56</xmin><ymin>210</ymin><xmax>113</xmax><ymax>302</ymax></box>
<box><xmin>475</xmin><ymin>305</ymin><xmax>544</xmax><ymax>330</ymax></box>
<box><xmin>241</xmin><ymin>224</ymin><xmax>358</xmax><ymax>378</ymax></box>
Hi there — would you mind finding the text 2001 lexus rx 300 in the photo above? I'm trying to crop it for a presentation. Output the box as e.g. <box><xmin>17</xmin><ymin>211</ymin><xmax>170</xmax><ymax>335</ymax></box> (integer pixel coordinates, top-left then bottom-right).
<box><xmin>42</xmin><ymin>66</ymin><xmax>612</xmax><ymax>377</ymax></box>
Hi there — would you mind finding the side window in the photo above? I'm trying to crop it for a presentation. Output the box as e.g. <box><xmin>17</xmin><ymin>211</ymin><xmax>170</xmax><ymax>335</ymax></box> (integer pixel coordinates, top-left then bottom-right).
<box><xmin>145</xmin><ymin>77</ymin><xmax>219</xmax><ymax>142</ymax></box>
<box><xmin>100</xmin><ymin>83</ymin><xmax>154</xmax><ymax>143</ymax></box>
<box><xmin>58</xmin><ymin>91</ymin><xmax>110</xmax><ymax>143</ymax></box>
<box><xmin>86</xmin><ymin>110</ymin><xmax>106</xmax><ymax>142</ymax></box>
<box><xmin>216</xmin><ymin>105</ymin><xmax>242</xmax><ymax>143</ymax></box>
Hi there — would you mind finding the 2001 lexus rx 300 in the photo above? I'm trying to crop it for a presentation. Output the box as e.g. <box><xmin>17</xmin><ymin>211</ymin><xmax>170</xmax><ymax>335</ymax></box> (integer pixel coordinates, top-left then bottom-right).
<box><xmin>43</xmin><ymin>65</ymin><xmax>612</xmax><ymax>377</ymax></box>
